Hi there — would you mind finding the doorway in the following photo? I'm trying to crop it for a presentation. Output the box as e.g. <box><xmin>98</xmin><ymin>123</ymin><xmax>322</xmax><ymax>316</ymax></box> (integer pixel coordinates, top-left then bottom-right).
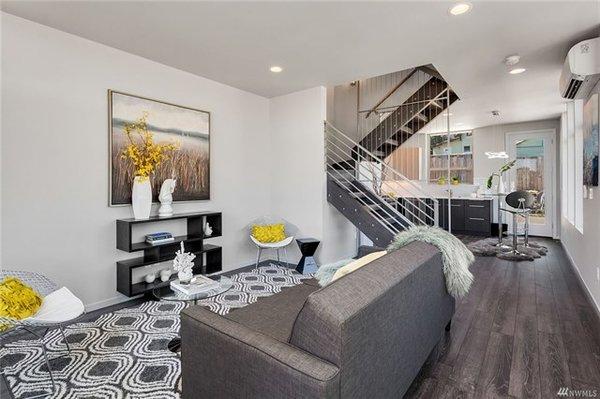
<box><xmin>505</xmin><ymin>129</ymin><xmax>556</xmax><ymax>237</ymax></box>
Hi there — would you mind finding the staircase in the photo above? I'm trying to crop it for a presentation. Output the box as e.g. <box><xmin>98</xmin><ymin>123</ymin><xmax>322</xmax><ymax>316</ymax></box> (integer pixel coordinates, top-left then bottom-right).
<box><xmin>356</xmin><ymin>76</ymin><xmax>459</xmax><ymax>160</ymax></box>
<box><xmin>325</xmin><ymin>68</ymin><xmax>458</xmax><ymax>246</ymax></box>
<box><xmin>325</xmin><ymin>122</ymin><xmax>438</xmax><ymax>246</ymax></box>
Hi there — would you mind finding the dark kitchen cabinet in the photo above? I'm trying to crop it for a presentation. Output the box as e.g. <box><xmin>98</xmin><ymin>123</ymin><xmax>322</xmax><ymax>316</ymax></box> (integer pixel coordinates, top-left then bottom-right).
<box><xmin>437</xmin><ymin>199</ymin><xmax>492</xmax><ymax>236</ymax></box>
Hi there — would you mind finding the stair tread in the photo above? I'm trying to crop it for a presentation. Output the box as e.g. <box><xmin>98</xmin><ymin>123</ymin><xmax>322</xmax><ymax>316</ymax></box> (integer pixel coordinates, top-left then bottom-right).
<box><xmin>415</xmin><ymin>113</ymin><xmax>428</xmax><ymax>122</ymax></box>
<box><xmin>358</xmin><ymin>76</ymin><xmax>452</xmax><ymax>153</ymax></box>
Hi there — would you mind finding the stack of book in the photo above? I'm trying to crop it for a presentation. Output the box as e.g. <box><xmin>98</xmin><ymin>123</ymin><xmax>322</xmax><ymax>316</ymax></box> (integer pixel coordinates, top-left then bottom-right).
<box><xmin>145</xmin><ymin>232</ymin><xmax>174</xmax><ymax>245</ymax></box>
<box><xmin>170</xmin><ymin>275</ymin><xmax>219</xmax><ymax>295</ymax></box>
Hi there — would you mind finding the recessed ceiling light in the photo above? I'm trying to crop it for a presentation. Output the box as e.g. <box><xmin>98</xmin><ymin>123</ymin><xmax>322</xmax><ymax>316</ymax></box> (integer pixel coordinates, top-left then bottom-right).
<box><xmin>509</xmin><ymin>67</ymin><xmax>526</xmax><ymax>74</ymax></box>
<box><xmin>442</xmin><ymin>112</ymin><xmax>454</xmax><ymax>117</ymax></box>
<box><xmin>455</xmin><ymin>122</ymin><xmax>465</xmax><ymax>126</ymax></box>
<box><xmin>270</xmin><ymin>66</ymin><xmax>283</xmax><ymax>73</ymax></box>
<box><xmin>449</xmin><ymin>2</ymin><xmax>472</xmax><ymax>16</ymax></box>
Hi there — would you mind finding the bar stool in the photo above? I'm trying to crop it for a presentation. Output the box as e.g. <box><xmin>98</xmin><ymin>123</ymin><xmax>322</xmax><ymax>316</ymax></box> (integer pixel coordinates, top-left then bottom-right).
<box><xmin>500</xmin><ymin>190</ymin><xmax>535</xmax><ymax>256</ymax></box>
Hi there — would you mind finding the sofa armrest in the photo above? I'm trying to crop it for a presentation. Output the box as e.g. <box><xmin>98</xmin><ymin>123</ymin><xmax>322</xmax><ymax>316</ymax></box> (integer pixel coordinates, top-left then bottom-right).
<box><xmin>181</xmin><ymin>306</ymin><xmax>340</xmax><ymax>399</ymax></box>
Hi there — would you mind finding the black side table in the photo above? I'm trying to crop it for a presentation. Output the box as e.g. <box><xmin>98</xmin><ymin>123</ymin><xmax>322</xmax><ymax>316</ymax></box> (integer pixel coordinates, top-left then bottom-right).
<box><xmin>295</xmin><ymin>238</ymin><xmax>320</xmax><ymax>274</ymax></box>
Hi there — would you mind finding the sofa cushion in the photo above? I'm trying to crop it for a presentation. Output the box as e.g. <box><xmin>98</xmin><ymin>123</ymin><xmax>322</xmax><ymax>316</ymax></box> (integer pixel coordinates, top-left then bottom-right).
<box><xmin>224</xmin><ymin>282</ymin><xmax>319</xmax><ymax>342</ymax></box>
<box><xmin>330</xmin><ymin>251</ymin><xmax>387</xmax><ymax>282</ymax></box>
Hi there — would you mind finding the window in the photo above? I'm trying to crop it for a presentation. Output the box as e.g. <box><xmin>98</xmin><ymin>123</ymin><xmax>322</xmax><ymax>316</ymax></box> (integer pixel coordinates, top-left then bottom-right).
<box><xmin>561</xmin><ymin>100</ymin><xmax>584</xmax><ymax>233</ymax></box>
<box><xmin>561</xmin><ymin>112</ymin><xmax>568</xmax><ymax>220</ymax></box>
<box><xmin>428</xmin><ymin>131</ymin><xmax>473</xmax><ymax>184</ymax></box>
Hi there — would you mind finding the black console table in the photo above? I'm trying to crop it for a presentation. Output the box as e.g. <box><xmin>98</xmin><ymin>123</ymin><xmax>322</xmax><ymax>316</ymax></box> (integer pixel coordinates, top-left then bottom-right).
<box><xmin>116</xmin><ymin>212</ymin><xmax>222</xmax><ymax>297</ymax></box>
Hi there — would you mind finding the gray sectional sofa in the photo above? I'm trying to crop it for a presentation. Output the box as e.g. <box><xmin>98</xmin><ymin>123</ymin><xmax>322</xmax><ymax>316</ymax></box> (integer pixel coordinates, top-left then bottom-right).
<box><xmin>180</xmin><ymin>241</ymin><xmax>454</xmax><ymax>398</ymax></box>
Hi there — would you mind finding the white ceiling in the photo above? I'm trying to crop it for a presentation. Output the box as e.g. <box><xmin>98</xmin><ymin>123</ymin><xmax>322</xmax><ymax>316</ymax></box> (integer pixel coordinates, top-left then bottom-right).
<box><xmin>2</xmin><ymin>1</ymin><xmax>599</xmax><ymax>130</ymax></box>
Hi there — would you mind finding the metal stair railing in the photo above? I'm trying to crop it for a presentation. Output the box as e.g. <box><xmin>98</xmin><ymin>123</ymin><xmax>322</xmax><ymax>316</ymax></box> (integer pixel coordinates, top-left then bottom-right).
<box><xmin>326</xmin><ymin>165</ymin><xmax>406</xmax><ymax>236</ymax></box>
<box><xmin>325</xmin><ymin>121</ymin><xmax>439</xmax><ymax>228</ymax></box>
<box><xmin>325</xmin><ymin>150</ymin><xmax>410</xmax><ymax>233</ymax></box>
<box><xmin>326</xmin><ymin>140</ymin><xmax>429</xmax><ymax>227</ymax></box>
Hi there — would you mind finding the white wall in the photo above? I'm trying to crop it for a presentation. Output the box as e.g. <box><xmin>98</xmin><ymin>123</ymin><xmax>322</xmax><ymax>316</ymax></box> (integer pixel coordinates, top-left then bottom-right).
<box><xmin>1</xmin><ymin>13</ymin><xmax>272</xmax><ymax>310</ymax></box>
<box><xmin>269</xmin><ymin>87</ymin><xmax>357</xmax><ymax>264</ymax></box>
<box><xmin>1</xmin><ymin>13</ymin><xmax>359</xmax><ymax>311</ymax></box>
<box><xmin>560</xmin><ymin>81</ymin><xmax>600</xmax><ymax>314</ymax></box>
<box><xmin>328</xmin><ymin>83</ymin><xmax>358</xmax><ymax>140</ymax></box>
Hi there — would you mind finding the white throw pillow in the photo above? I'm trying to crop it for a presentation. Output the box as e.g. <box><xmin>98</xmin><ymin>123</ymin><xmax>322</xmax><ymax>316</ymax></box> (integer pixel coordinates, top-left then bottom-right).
<box><xmin>330</xmin><ymin>251</ymin><xmax>387</xmax><ymax>282</ymax></box>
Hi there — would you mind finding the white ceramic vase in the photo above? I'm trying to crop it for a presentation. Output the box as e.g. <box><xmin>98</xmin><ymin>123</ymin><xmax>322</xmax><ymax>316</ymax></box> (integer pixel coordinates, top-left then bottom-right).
<box><xmin>497</xmin><ymin>175</ymin><xmax>505</xmax><ymax>194</ymax></box>
<box><xmin>132</xmin><ymin>176</ymin><xmax>152</xmax><ymax>220</ymax></box>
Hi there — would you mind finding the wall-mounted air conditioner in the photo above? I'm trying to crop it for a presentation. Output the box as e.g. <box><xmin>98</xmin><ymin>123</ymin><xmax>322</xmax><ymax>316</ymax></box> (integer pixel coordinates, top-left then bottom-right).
<box><xmin>559</xmin><ymin>37</ymin><xmax>600</xmax><ymax>100</ymax></box>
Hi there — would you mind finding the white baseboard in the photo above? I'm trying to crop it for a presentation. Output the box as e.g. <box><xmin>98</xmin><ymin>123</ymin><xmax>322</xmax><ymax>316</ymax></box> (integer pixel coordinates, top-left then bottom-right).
<box><xmin>85</xmin><ymin>295</ymin><xmax>141</xmax><ymax>312</ymax></box>
<box><xmin>560</xmin><ymin>241</ymin><xmax>600</xmax><ymax>319</ymax></box>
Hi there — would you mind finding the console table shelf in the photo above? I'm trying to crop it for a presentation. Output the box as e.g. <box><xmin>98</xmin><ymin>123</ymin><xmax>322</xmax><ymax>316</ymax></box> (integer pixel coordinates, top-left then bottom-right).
<box><xmin>116</xmin><ymin>212</ymin><xmax>222</xmax><ymax>297</ymax></box>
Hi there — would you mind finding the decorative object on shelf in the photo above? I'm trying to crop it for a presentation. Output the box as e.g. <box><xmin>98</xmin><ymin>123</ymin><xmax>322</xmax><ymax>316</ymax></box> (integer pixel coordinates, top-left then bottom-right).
<box><xmin>131</xmin><ymin>176</ymin><xmax>153</xmax><ymax>220</ymax></box>
<box><xmin>144</xmin><ymin>273</ymin><xmax>156</xmax><ymax>284</ymax></box>
<box><xmin>583</xmin><ymin>93</ymin><xmax>598</xmax><ymax>186</ymax></box>
<box><xmin>486</xmin><ymin>159</ymin><xmax>516</xmax><ymax>194</ymax></box>
<box><xmin>160</xmin><ymin>269</ymin><xmax>172</xmax><ymax>282</ymax></box>
<box><xmin>109</xmin><ymin>90</ymin><xmax>211</xmax><ymax>206</ymax></box>
<box><xmin>296</xmin><ymin>238</ymin><xmax>320</xmax><ymax>275</ymax></box>
<box><xmin>145</xmin><ymin>232</ymin><xmax>174</xmax><ymax>245</ymax></box>
<box><xmin>173</xmin><ymin>242</ymin><xmax>196</xmax><ymax>285</ymax></box>
<box><xmin>437</xmin><ymin>176</ymin><xmax>447</xmax><ymax>185</ymax></box>
<box><xmin>118</xmin><ymin>112</ymin><xmax>179</xmax><ymax>219</ymax></box>
<box><xmin>451</xmin><ymin>176</ymin><xmax>460</xmax><ymax>185</ymax></box>
<box><xmin>204</xmin><ymin>222</ymin><xmax>213</xmax><ymax>237</ymax></box>
<box><xmin>158</xmin><ymin>179</ymin><xmax>177</xmax><ymax>217</ymax></box>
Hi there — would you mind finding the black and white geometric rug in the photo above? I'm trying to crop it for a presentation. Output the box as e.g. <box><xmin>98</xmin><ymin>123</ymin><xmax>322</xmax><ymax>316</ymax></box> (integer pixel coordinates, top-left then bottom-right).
<box><xmin>0</xmin><ymin>264</ymin><xmax>311</xmax><ymax>399</ymax></box>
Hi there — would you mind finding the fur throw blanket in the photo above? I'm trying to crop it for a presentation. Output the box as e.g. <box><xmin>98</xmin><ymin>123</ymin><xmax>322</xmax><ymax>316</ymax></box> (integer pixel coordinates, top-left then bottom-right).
<box><xmin>387</xmin><ymin>226</ymin><xmax>474</xmax><ymax>298</ymax></box>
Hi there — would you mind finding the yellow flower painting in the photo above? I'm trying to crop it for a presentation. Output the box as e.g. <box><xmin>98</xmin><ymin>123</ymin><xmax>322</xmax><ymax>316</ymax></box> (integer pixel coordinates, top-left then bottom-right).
<box><xmin>109</xmin><ymin>91</ymin><xmax>210</xmax><ymax>205</ymax></box>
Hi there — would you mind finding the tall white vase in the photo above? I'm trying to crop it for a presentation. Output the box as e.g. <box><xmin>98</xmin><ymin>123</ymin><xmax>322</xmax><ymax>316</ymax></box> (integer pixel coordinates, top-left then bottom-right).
<box><xmin>497</xmin><ymin>175</ymin><xmax>505</xmax><ymax>194</ymax></box>
<box><xmin>132</xmin><ymin>176</ymin><xmax>152</xmax><ymax>220</ymax></box>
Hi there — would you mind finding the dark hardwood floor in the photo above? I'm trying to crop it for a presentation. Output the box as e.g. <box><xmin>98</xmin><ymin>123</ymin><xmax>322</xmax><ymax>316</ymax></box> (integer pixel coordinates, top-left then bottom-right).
<box><xmin>406</xmin><ymin>238</ymin><xmax>600</xmax><ymax>399</ymax></box>
<box><xmin>2</xmin><ymin>244</ymin><xmax>599</xmax><ymax>398</ymax></box>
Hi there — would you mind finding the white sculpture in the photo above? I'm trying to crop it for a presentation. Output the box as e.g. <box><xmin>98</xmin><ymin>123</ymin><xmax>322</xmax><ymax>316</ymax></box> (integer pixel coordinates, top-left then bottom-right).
<box><xmin>204</xmin><ymin>222</ymin><xmax>213</xmax><ymax>237</ymax></box>
<box><xmin>173</xmin><ymin>242</ymin><xmax>195</xmax><ymax>284</ymax></box>
<box><xmin>158</xmin><ymin>179</ymin><xmax>176</xmax><ymax>217</ymax></box>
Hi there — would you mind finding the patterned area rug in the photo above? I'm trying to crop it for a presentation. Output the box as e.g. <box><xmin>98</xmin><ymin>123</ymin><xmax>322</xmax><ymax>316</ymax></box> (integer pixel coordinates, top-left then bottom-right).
<box><xmin>1</xmin><ymin>264</ymin><xmax>311</xmax><ymax>399</ymax></box>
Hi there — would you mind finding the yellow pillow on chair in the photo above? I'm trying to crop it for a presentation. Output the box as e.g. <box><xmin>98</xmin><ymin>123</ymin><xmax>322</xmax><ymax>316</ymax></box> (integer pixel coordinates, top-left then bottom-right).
<box><xmin>0</xmin><ymin>277</ymin><xmax>43</xmax><ymax>330</ymax></box>
<box><xmin>252</xmin><ymin>224</ymin><xmax>286</xmax><ymax>243</ymax></box>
